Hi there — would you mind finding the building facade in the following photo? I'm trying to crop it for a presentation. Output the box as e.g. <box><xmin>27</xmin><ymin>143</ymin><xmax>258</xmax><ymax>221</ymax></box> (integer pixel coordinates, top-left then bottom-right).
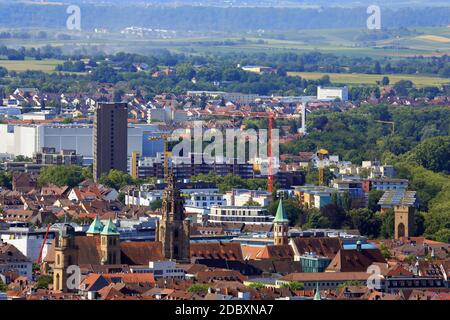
<box><xmin>208</xmin><ymin>206</ymin><xmax>274</xmax><ymax>225</ymax></box>
<box><xmin>93</xmin><ymin>103</ymin><xmax>128</xmax><ymax>180</ymax></box>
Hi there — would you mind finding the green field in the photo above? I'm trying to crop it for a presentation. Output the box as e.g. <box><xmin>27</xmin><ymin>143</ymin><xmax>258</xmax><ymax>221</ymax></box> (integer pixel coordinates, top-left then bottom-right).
<box><xmin>288</xmin><ymin>71</ymin><xmax>450</xmax><ymax>87</ymax></box>
<box><xmin>2</xmin><ymin>27</ymin><xmax>450</xmax><ymax>59</ymax></box>
<box><xmin>0</xmin><ymin>59</ymin><xmax>63</xmax><ymax>72</ymax></box>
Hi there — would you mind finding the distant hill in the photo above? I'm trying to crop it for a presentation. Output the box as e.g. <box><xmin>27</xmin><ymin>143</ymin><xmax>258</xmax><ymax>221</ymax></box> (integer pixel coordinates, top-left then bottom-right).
<box><xmin>0</xmin><ymin>2</ymin><xmax>448</xmax><ymax>31</ymax></box>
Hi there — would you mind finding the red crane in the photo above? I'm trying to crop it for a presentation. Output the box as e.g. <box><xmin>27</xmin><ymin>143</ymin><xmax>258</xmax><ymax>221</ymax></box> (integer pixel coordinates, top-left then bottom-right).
<box><xmin>35</xmin><ymin>224</ymin><xmax>52</xmax><ymax>265</ymax></box>
<box><xmin>207</xmin><ymin>110</ymin><xmax>300</xmax><ymax>193</ymax></box>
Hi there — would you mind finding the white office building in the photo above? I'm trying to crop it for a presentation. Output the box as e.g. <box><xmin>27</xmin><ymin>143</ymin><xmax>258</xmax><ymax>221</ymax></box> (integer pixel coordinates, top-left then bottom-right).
<box><xmin>223</xmin><ymin>189</ymin><xmax>272</xmax><ymax>207</ymax></box>
<box><xmin>0</xmin><ymin>123</ymin><xmax>164</xmax><ymax>162</ymax></box>
<box><xmin>130</xmin><ymin>260</ymin><xmax>185</xmax><ymax>279</ymax></box>
<box><xmin>209</xmin><ymin>205</ymin><xmax>274</xmax><ymax>225</ymax></box>
<box><xmin>317</xmin><ymin>86</ymin><xmax>349</xmax><ymax>101</ymax></box>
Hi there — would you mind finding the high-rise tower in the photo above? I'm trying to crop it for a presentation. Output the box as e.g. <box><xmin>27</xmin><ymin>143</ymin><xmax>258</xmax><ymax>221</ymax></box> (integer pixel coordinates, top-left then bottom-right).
<box><xmin>93</xmin><ymin>102</ymin><xmax>128</xmax><ymax>181</ymax></box>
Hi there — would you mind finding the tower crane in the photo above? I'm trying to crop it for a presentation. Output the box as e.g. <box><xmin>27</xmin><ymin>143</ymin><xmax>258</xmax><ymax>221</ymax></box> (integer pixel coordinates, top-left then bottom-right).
<box><xmin>204</xmin><ymin>111</ymin><xmax>300</xmax><ymax>193</ymax></box>
<box><xmin>148</xmin><ymin>134</ymin><xmax>171</xmax><ymax>182</ymax></box>
<box><xmin>317</xmin><ymin>148</ymin><xmax>329</xmax><ymax>186</ymax></box>
<box><xmin>35</xmin><ymin>224</ymin><xmax>52</xmax><ymax>265</ymax></box>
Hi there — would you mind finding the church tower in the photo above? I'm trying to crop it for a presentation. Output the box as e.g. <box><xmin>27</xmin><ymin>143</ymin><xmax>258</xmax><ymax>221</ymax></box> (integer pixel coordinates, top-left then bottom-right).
<box><xmin>273</xmin><ymin>199</ymin><xmax>289</xmax><ymax>246</ymax></box>
<box><xmin>86</xmin><ymin>215</ymin><xmax>104</xmax><ymax>237</ymax></box>
<box><xmin>100</xmin><ymin>219</ymin><xmax>121</xmax><ymax>265</ymax></box>
<box><xmin>158</xmin><ymin>174</ymin><xmax>190</xmax><ymax>262</ymax></box>
<box><xmin>53</xmin><ymin>224</ymin><xmax>78</xmax><ymax>292</ymax></box>
<box><xmin>394</xmin><ymin>205</ymin><xmax>415</xmax><ymax>240</ymax></box>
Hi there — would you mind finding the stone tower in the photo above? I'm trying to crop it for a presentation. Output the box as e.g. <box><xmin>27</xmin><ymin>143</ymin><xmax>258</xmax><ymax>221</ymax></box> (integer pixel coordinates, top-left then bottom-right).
<box><xmin>53</xmin><ymin>224</ymin><xmax>78</xmax><ymax>292</ymax></box>
<box><xmin>100</xmin><ymin>219</ymin><xmax>121</xmax><ymax>265</ymax></box>
<box><xmin>273</xmin><ymin>199</ymin><xmax>289</xmax><ymax>246</ymax></box>
<box><xmin>394</xmin><ymin>205</ymin><xmax>415</xmax><ymax>240</ymax></box>
<box><xmin>158</xmin><ymin>174</ymin><xmax>190</xmax><ymax>262</ymax></box>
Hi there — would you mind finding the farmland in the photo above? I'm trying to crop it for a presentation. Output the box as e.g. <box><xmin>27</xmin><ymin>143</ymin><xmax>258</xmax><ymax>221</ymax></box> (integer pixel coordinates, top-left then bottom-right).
<box><xmin>0</xmin><ymin>59</ymin><xmax>63</xmax><ymax>72</ymax></box>
<box><xmin>288</xmin><ymin>72</ymin><xmax>450</xmax><ymax>88</ymax></box>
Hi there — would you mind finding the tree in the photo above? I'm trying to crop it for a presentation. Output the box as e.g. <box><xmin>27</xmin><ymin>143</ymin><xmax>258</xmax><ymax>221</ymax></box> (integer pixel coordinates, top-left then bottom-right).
<box><xmin>0</xmin><ymin>171</ymin><xmax>12</xmax><ymax>189</ymax></box>
<box><xmin>407</xmin><ymin>136</ymin><xmax>450</xmax><ymax>174</ymax></box>
<box><xmin>304</xmin><ymin>208</ymin><xmax>330</xmax><ymax>229</ymax></box>
<box><xmin>14</xmin><ymin>155</ymin><xmax>32</xmax><ymax>162</ymax></box>
<box><xmin>243</xmin><ymin>199</ymin><xmax>261</xmax><ymax>206</ymax></box>
<box><xmin>381</xmin><ymin>76</ymin><xmax>390</xmax><ymax>86</ymax></box>
<box><xmin>374</xmin><ymin>62</ymin><xmax>382</xmax><ymax>74</ymax></box>
<box><xmin>188</xmin><ymin>284</ymin><xmax>209</xmax><ymax>294</ymax></box>
<box><xmin>98</xmin><ymin>170</ymin><xmax>136</xmax><ymax>191</ymax></box>
<box><xmin>150</xmin><ymin>199</ymin><xmax>163</xmax><ymax>211</ymax></box>
<box><xmin>61</xmin><ymin>118</ymin><xmax>73</xmax><ymax>124</ymax></box>
<box><xmin>379</xmin><ymin>243</ymin><xmax>391</xmax><ymax>259</ymax></box>
<box><xmin>281</xmin><ymin>281</ymin><xmax>304</xmax><ymax>291</ymax></box>
<box><xmin>36</xmin><ymin>275</ymin><xmax>53</xmax><ymax>289</ymax></box>
<box><xmin>379</xmin><ymin>209</ymin><xmax>395</xmax><ymax>239</ymax></box>
<box><xmin>247</xmin><ymin>282</ymin><xmax>266</xmax><ymax>290</ymax></box>
<box><xmin>337</xmin><ymin>280</ymin><xmax>363</xmax><ymax>290</ymax></box>
<box><xmin>368</xmin><ymin>190</ymin><xmax>384</xmax><ymax>213</ymax></box>
<box><xmin>268</xmin><ymin>199</ymin><xmax>305</xmax><ymax>226</ymax></box>
<box><xmin>175</xmin><ymin>63</ymin><xmax>196</xmax><ymax>80</ymax></box>
<box><xmin>38</xmin><ymin>165</ymin><xmax>86</xmax><ymax>188</ymax></box>
<box><xmin>312</xmin><ymin>116</ymin><xmax>328</xmax><ymax>131</ymax></box>
<box><xmin>320</xmin><ymin>204</ymin><xmax>347</xmax><ymax>229</ymax></box>
<box><xmin>349</xmin><ymin>208</ymin><xmax>381</xmax><ymax>239</ymax></box>
<box><xmin>118</xmin><ymin>192</ymin><xmax>126</xmax><ymax>205</ymax></box>
<box><xmin>393</xmin><ymin>80</ymin><xmax>414</xmax><ymax>97</ymax></box>
<box><xmin>0</xmin><ymin>279</ymin><xmax>7</xmax><ymax>292</ymax></box>
<box><xmin>434</xmin><ymin>229</ymin><xmax>450</xmax><ymax>243</ymax></box>
<box><xmin>91</xmin><ymin>64</ymin><xmax>122</xmax><ymax>83</ymax></box>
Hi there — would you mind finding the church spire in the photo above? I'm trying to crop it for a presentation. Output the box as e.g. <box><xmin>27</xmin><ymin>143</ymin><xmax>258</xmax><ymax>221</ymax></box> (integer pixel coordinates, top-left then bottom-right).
<box><xmin>313</xmin><ymin>283</ymin><xmax>322</xmax><ymax>300</ymax></box>
<box><xmin>273</xmin><ymin>199</ymin><xmax>289</xmax><ymax>246</ymax></box>
<box><xmin>159</xmin><ymin>171</ymin><xmax>190</xmax><ymax>262</ymax></box>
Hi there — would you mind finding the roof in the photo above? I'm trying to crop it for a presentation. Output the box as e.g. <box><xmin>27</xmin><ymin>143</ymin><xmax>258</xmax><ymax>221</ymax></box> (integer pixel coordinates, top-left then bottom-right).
<box><xmin>273</xmin><ymin>199</ymin><xmax>289</xmax><ymax>223</ymax></box>
<box><xmin>120</xmin><ymin>242</ymin><xmax>164</xmax><ymax>265</ymax></box>
<box><xmin>0</xmin><ymin>243</ymin><xmax>31</xmax><ymax>264</ymax></box>
<box><xmin>191</xmin><ymin>242</ymin><xmax>243</xmax><ymax>260</ymax></box>
<box><xmin>86</xmin><ymin>215</ymin><xmax>104</xmax><ymax>235</ymax></box>
<box><xmin>280</xmin><ymin>272</ymin><xmax>371</xmax><ymax>282</ymax></box>
<box><xmin>100</xmin><ymin>218</ymin><xmax>119</xmax><ymax>236</ymax></box>
<box><xmin>378</xmin><ymin>190</ymin><xmax>417</xmax><ymax>207</ymax></box>
<box><xmin>45</xmin><ymin>238</ymin><xmax>164</xmax><ymax>266</ymax></box>
<box><xmin>291</xmin><ymin>237</ymin><xmax>343</xmax><ymax>259</ymax></box>
<box><xmin>326</xmin><ymin>249</ymin><xmax>386</xmax><ymax>272</ymax></box>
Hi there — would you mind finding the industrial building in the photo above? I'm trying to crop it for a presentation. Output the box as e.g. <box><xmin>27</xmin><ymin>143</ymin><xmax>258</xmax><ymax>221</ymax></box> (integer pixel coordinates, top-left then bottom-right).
<box><xmin>0</xmin><ymin>122</ymin><xmax>164</xmax><ymax>164</ymax></box>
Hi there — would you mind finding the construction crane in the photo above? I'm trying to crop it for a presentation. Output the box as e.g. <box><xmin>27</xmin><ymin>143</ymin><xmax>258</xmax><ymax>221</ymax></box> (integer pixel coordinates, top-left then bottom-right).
<box><xmin>206</xmin><ymin>111</ymin><xmax>300</xmax><ymax>193</ymax></box>
<box><xmin>317</xmin><ymin>149</ymin><xmax>329</xmax><ymax>186</ymax></box>
<box><xmin>35</xmin><ymin>224</ymin><xmax>52</xmax><ymax>265</ymax></box>
<box><xmin>148</xmin><ymin>134</ymin><xmax>171</xmax><ymax>182</ymax></box>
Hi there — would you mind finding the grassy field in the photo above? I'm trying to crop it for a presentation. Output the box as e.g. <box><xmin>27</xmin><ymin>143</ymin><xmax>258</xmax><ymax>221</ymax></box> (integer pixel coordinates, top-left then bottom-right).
<box><xmin>416</xmin><ymin>35</ymin><xmax>450</xmax><ymax>43</ymax></box>
<box><xmin>288</xmin><ymin>71</ymin><xmax>450</xmax><ymax>87</ymax></box>
<box><xmin>0</xmin><ymin>59</ymin><xmax>63</xmax><ymax>72</ymax></box>
<box><xmin>2</xmin><ymin>27</ymin><xmax>450</xmax><ymax>59</ymax></box>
